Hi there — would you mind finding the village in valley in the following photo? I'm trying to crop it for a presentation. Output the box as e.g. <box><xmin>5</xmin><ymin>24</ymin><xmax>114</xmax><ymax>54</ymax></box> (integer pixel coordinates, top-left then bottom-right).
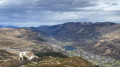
<box><xmin>48</xmin><ymin>38</ymin><xmax>120</xmax><ymax>67</ymax></box>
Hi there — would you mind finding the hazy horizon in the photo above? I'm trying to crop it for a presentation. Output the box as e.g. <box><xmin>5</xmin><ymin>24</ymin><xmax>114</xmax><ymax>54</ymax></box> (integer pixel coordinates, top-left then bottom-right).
<box><xmin>0</xmin><ymin>21</ymin><xmax>120</xmax><ymax>27</ymax></box>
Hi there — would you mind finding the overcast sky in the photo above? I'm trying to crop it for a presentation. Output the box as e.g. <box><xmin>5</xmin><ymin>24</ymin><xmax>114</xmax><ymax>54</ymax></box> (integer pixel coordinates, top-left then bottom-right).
<box><xmin>0</xmin><ymin>0</ymin><xmax>120</xmax><ymax>27</ymax></box>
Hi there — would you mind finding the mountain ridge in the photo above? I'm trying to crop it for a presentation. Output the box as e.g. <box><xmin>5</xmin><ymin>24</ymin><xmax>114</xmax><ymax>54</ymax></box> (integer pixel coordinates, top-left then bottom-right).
<box><xmin>36</xmin><ymin>22</ymin><xmax>120</xmax><ymax>60</ymax></box>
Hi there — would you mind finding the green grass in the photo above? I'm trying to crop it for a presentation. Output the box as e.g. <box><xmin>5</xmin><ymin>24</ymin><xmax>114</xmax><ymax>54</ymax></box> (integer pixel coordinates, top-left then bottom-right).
<box><xmin>35</xmin><ymin>52</ymin><xmax>68</xmax><ymax>58</ymax></box>
<box><xmin>36</xmin><ymin>37</ymin><xmax>46</xmax><ymax>42</ymax></box>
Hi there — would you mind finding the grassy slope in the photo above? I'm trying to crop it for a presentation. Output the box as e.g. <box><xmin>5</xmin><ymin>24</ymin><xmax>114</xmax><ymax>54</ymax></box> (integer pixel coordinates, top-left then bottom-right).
<box><xmin>24</xmin><ymin>57</ymin><xmax>95</xmax><ymax>67</ymax></box>
<box><xmin>0</xmin><ymin>28</ymin><xmax>46</xmax><ymax>48</ymax></box>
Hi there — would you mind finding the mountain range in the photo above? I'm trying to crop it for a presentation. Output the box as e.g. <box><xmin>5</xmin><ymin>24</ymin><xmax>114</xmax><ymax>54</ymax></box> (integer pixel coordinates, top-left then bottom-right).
<box><xmin>0</xmin><ymin>22</ymin><xmax>120</xmax><ymax>67</ymax></box>
<box><xmin>1</xmin><ymin>22</ymin><xmax>119</xmax><ymax>60</ymax></box>
<box><xmin>36</xmin><ymin>22</ymin><xmax>120</xmax><ymax>60</ymax></box>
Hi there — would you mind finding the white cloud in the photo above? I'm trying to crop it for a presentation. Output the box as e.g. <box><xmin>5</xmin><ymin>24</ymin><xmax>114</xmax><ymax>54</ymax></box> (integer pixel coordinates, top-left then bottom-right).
<box><xmin>0</xmin><ymin>0</ymin><xmax>120</xmax><ymax>26</ymax></box>
<box><xmin>0</xmin><ymin>0</ymin><xmax>39</xmax><ymax>8</ymax></box>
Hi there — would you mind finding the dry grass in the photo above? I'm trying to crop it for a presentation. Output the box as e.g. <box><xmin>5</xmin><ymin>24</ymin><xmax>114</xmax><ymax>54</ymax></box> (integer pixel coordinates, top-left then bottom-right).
<box><xmin>0</xmin><ymin>28</ymin><xmax>44</xmax><ymax>49</ymax></box>
<box><xmin>24</xmin><ymin>57</ymin><xmax>95</xmax><ymax>67</ymax></box>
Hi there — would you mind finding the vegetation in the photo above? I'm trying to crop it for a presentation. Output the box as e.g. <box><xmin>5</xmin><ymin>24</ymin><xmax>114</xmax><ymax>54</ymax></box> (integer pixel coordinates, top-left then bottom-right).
<box><xmin>35</xmin><ymin>52</ymin><xmax>68</xmax><ymax>58</ymax></box>
<box><xmin>36</xmin><ymin>37</ymin><xmax>46</xmax><ymax>42</ymax></box>
<box><xmin>23</xmin><ymin>52</ymin><xmax>94</xmax><ymax>67</ymax></box>
<box><xmin>24</xmin><ymin>57</ymin><xmax>95</xmax><ymax>67</ymax></box>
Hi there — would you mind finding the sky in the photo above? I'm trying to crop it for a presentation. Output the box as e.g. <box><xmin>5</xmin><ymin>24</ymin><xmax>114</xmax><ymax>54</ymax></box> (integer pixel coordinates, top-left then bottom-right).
<box><xmin>0</xmin><ymin>0</ymin><xmax>120</xmax><ymax>27</ymax></box>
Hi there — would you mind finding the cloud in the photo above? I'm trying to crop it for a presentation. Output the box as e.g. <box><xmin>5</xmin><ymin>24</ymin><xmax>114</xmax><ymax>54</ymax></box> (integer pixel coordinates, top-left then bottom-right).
<box><xmin>0</xmin><ymin>0</ymin><xmax>120</xmax><ymax>26</ymax></box>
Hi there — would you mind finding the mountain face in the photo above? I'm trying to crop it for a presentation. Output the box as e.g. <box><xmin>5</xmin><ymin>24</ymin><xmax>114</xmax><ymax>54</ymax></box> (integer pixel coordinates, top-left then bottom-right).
<box><xmin>0</xmin><ymin>28</ymin><xmax>61</xmax><ymax>67</ymax></box>
<box><xmin>37</xmin><ymin>22</ymin><xmax>118</xmax><ymax>41</ymax></box>
<box><xmin>0</xmin><ymin>28</ymin><xmax>42</xmax><ymax>48</ymax></box>
<box><xmin>0</xmin><ymin>50</ymin><xmax>18</xmax><ymax>61</ymax></box>
<box><xmin>0</xmin><ymin>28</ymin><xmax>57</xmax><ymax>53</ymax></box>
<box><xmin>37</xmin><ymin>22</ymin><xmax>120</xmax><ymax>60</ymax></box>
<box><xmin>0</xmin><ymin>50</ymin><xmax>19</xmax><ymax>66</ymax></box>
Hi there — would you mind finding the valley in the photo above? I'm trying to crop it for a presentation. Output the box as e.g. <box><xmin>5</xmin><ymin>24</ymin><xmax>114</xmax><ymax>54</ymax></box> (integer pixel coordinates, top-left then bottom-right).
<box><xmin>36</xmin><ymin>22</ymin><xmax>120</xmax><ymax>67</ymax></box>
<box><xmin>0</xmin><ymin>22</ymin><xmax>120</xmax><ymax>67</ymax></box>
<box><xmin>47</xmin><ymin>37</ymin><xmax>120</xmax><ymax>67</ymax></box>
<box><xmin>0</xmin><ymin>0</ymin><xmax>119</xmax><ymax>67</ymax></box>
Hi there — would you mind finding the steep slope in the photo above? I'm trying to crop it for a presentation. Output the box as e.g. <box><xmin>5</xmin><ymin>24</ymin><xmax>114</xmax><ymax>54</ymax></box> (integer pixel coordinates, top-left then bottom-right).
<box><xmin>0</xmin><ymin>28</ymin><xmax>43</xmax><ymax>48</ymax></box>
<box><xmin>37</xmin><ymin>22</ymin><xmax>120</xmax><ymax>60</ymax></box>
<box><xmin>38</xmin><ymin>22</ymin><xmax>118</xmax><ymax>41</ymax></box>
<box><xmin>0</xmin><ymin>50</ymin><xmax>18</xmax><ymax>61</ymax></box>
<box><xmin>0</xmin><ymin>49</ymin><xmax>19</xmax><ymax>67</ymax></box>
<box><xmin>0</xmin><ymin>28</ymin><xmax>60</xmax><ymax>67</ymax></box>
<box><xmin>0</xmin><ymin>28</ymin><xmax>58</xmax><ymax>53</ymax></box>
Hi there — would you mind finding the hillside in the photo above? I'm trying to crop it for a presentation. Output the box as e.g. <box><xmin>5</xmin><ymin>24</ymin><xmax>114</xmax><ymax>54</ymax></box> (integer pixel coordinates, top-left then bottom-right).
<box><xmin>23</xmin><ymin>57</ymin><xmax>95</xmax><ymax>67</ymax></box>
<box><xmin>0</xmin><ymin>50</ymin><xmax>19</xmax><ymax>67</ymax></box>
<box><xmin>0</xmin><ymin>50</ymin><xmax>18</xmax><ymax>61</ymax></box>
<box><xmin>37</xmin><ymin>22</ymin><xmax>119</xmax><ymax>41</ymax></box>
<box><xmin>37</xmin><ymin>22</ymin><xmax>120</xmax><ymax>60</ymax></box>
<box><xmin>0</xmin><ymin>28</ymin><xmax>60</xmax><ymax>67</ymax></box>
<box><xmin>0</xmin><ymin>50</ymin><xmax>95</xmax><ymax>67</ymax></box>
<box><xmin>0</xmin><ymin>28</ymin><xmax>42</xmax><ymax>48</ymax></box>
<box><xmin>0</xmin><ymin>28</ymin><xmax>58</xmax><ymax>53</ymax></box>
